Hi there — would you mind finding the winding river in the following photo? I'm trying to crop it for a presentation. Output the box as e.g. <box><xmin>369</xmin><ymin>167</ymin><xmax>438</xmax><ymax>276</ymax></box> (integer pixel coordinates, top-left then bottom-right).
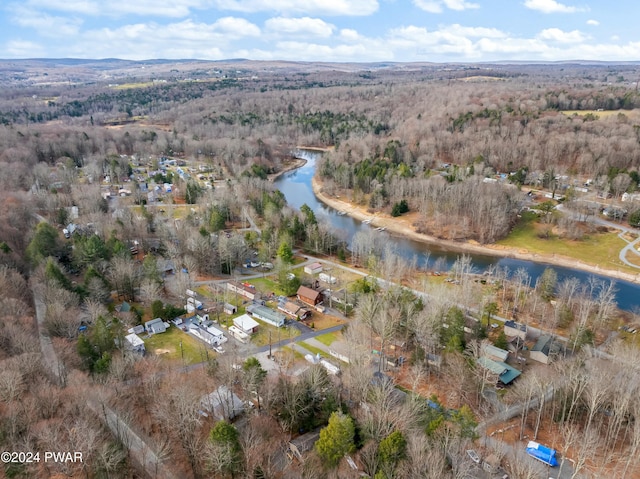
<box><xmin>275</xmin><ymin>150</ymin><xmax>640</xmax><ymax>311</ymax></box>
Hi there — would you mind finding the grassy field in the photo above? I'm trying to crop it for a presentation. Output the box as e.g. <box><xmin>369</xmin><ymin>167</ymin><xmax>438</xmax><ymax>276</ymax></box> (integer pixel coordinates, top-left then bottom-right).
<box><xmin>251</xmin><ymin>322</ymin><xmax>300</xmax><ymax>347</ymax></box>
<box><xmin>300</xmin><ymin>341</ymin><xmax>326</xmax><ymax>358</ymax></box>
<box><xmin>307</xmin><ymin>313</ymin><xmax>346</xmax><ymax>330</ymax></box>
<box><xmin>497</xmin><ymin>215</ymin><xmax>635</xmax><ymax>272</ymax></box>
<box><xmin>112</xmin><ymin>82</ymin><xmax>156</xmax><ymax>89</ymax></box>
<box><xmin>144</xmin><ymin>325</ymin><xmax>212</xmax><ymax>364</ymax></box>
<box><xmin>314</xmin><ymin>331</ymin><xmax>340</xmax><ymax>347</ymax></box>
<box><xmin>560</xmin><ymin>109</ymin><xmax>627</xmax><ymax>118</ymax></box>
<box><xmin>249</xmin><ymin>277</ymin><xmax>285</xmax><ymax>296</ymax></box>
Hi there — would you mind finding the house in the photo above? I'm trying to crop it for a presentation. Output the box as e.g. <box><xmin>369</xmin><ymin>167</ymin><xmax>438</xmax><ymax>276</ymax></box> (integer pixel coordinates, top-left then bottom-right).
<box><xmin>144</xmin><ymin>318</ymin><xmax>167</xmax><ymax>335</ymax></box>
<box><xmin>223</xmin><ymin>303</ymin><xmax>237</xmax><ymax>315</ymax></box>
<box><xmin>200</xmin><ymin>385</ymin><xmax>244</xmax><ymax>421</ymax></box>
<box><xmin>304</xmin><ymin>262</ymin><xmax>323</xmax><ymax>275</ymax></box>
<box><xmin>483</xmin><ymin>344</ymin><xmax>509</xmax><ymax>362</ymax></box>
<box><xmin>233</xmin><ymin>314</ymin><xmax>260</xmax><ymax>334</ymax></box>
<box><xmin>278</xmin><ymin>301</ymin><xmax>311</xmax><ymax>320</ymax></box>
<box><xmin>246</xmin><ymin>304</ymin><xmax>286</xmax><ymax>328</ymax></box>
<box><xmin>227</xmin><ymin>281</ymin><xmax>260</xmax><ymax>301</ymax></box>
<box><xmin>478</xmin><ymin>357</ymin><xmax>521</xmax><ymax>385</ymax></box>
<box><xmin>124</xmin><ymin>333</ymin><xmax>145</xmax><ymax>354</ymax></box>
<box><xmin>189</xmin><ymin>324</ymin><xmax>226</xmax><ymax>346</ymax></box>
<box><xmin>157</xmin><ymin>259</ymin><xmax>175</xmax><ymax>275</ymax></box>
<box><xmin>504</xmin><ymin>320</ymin><xmax>527</xmax><ymax>341</ymax></box>
<box><xmin>530</xmin><ymin>335</ymin><xmax>563</xmax><ymax>364</ymax></box>
<box><xmin>296</xmin><ymin>286</ymin><xmax>322</xmax><ymax>306</ymax></box>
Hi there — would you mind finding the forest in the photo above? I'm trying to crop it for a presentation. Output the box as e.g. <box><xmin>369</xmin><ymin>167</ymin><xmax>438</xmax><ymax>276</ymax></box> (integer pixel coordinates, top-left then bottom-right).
<box><xmin>1</xmin><ymin>59</ymin><xmax>640</xmax><ymax>478</ymax></box>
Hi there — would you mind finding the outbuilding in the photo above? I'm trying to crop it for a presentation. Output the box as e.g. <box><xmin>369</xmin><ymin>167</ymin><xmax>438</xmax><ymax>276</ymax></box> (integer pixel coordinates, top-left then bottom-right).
<box><xmin>304</xmin><ymin>262</ymin><xmax>323</xmax><ymax>275</ymax></box>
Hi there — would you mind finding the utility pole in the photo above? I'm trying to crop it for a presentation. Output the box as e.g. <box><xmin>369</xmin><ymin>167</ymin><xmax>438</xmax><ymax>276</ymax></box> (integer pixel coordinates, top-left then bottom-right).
<box><xmin>268</xmin><ymin>331</ymin><xmax>272</xmax><ymax>360</ymax></box>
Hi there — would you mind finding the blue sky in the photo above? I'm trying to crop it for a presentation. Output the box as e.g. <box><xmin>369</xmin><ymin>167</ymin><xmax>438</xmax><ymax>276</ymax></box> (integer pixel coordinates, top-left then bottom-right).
<box><xmin>2</xmin><ymin>0</ymin><xmax>638</xmax><ymax>62</ymax></box>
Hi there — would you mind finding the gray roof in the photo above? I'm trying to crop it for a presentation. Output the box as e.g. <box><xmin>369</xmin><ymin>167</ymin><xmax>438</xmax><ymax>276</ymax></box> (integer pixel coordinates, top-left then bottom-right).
<box><xmin>531</xmin><ymin>335</ymin><xmax>562</xmax><ymax>356</ymax></box>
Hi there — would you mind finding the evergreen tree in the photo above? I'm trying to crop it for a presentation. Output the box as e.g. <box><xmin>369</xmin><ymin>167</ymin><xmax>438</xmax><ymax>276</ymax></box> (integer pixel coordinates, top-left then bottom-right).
<box><xmin>315</xmin><ymin>412</ymin><xmax>355</xmax><ymax>467</ymax></box>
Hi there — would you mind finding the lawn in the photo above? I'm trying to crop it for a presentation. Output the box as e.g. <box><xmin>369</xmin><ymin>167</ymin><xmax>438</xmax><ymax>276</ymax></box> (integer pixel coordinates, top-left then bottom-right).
<box><xmin>249</xmin><ymin>277</ymin><xmax>292</xmax><ymax>297</ymax></box>
<box><xmin>497</xmin><ymin>216</ymin><xmax>635</xmax><ymax>272</ymax></box>
<box><xmin>300</xmin><ymin>341</ymin><xmax>326</xmax><ymax>358</ymax></box>
<box><xmin>251</xmin><ymin>322</ymin><xmax>300</xmax><ymax>347</ymax></box>
<box><xmin>308</xmin><ymin>313</ymin><xmax>346</xmax><ymax>330</ymax></box>
<box><xmin>112</xmin><ymin>82</ymin><xmax>155</xmax><ymax>89</ymax></box>
<box><xmin>144</xmin><ymin>324</ymin><xmax>213</xmax><ymax>365</ymax></box>
<box><xmin>314</xmin><ymin>331</ymin><xmax>341</xmax><ymax>347</ymax></box>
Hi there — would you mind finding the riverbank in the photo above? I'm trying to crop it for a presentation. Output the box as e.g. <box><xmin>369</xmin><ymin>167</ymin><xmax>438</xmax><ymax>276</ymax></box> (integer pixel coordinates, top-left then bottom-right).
<box><xmin>268</xmin><ymin>158</ymin><xmax>307</xmax><ymax>182</ymax></box>
<box><xmin>311</xmin><ymin>176</ymin><xmax>640</xmax><ymax>285</ymax></box>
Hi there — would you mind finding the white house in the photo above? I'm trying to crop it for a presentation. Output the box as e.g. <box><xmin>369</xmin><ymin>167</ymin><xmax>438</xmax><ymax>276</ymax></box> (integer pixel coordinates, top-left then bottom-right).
<box><xmin>124</xmin><ymin>333</ymin><xmax>145</xmax><ymax>354</ymax></box>
<box><xmin>144</xmin><ymin>318</ymin><xmax>167</xmax><ymax>335</ymax></box>
<box><xmin>233</xmin><ymin>314</ymin><xmax>260</xmax><ymax>334</ymax></box>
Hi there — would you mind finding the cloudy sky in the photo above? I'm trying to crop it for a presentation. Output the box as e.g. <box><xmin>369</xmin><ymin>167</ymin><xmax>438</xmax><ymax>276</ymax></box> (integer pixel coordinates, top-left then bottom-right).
<box><xmin>2</xmin><ymin>0</ymin><xmax>638</xmax><ymax>62</ymax></box>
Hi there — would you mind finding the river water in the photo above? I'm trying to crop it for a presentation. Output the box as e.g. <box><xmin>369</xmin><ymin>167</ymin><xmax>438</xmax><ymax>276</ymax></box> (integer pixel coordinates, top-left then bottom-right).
<box><xmin>275</xmin><ymin>150</ymin><xmax>640</xmax><ymax>311</ymax></box>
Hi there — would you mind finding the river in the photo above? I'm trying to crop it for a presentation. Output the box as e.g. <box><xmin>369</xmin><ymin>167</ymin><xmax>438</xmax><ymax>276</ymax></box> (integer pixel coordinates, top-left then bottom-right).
<box><xmin>274</xmin><ymin>150</ymin><xmax>640</xmax><ymax>311</ymax></box>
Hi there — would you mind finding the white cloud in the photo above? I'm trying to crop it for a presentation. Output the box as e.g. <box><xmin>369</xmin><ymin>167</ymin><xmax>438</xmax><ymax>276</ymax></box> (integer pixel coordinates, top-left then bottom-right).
<box><xmin>20</xmin><ymin>0</ymin><xmax>221</xmax><ymax>18</ymax></box>
<box><xmin>442</xmin><ymin>0</ymin><xmax>479</xmax><ymax>10</ymax></box>
<box><xmin>265</xmin><ymin>17</ymin><xmax>335</xmax><ymax>38</ymax></box>
<box><xmin>586</xmin><ymin>19</ymin><xmax>599</xmax><ymax>26</ymax></box>
<box><xmin>413</xmin><ymin>0</ymin><xmax>443</xmax><ymax>12</ymax></box>
<box><xmin>212</xmin><ymin>0</ymin><xmax>378</xmax><ymax>16</ymax></box>
<box><xmin>4</xmin><ymin>39</ymin><xmax>46</xmax><ymax>57</ymax></box>
<box><xmin>413</xmin><ymin>0</ymin><xmax>478</xmax><ymax>13</ymax></box>
<box><xmin>538</xmin><ymin>28</ymin><xmax>587</xmax><ymax>43</ymax></box>
<box><xmin>523</xmin><ymin>0</ymin><xmax>587</xmax><ymax>14</ymax></box>
<box><xmin>9</xmin><ymin>5</ymin><xmax>83</xmax><ymax>37</ymax></box>
<box><xmin>213</xmin><ymin>17</ymin><xmax>261</xmax><ymax>36</ymax></box>
<box><xmin>340</xmin><ymin>28</ymin><xmax>361</xmax><ymax>41</ymax></box>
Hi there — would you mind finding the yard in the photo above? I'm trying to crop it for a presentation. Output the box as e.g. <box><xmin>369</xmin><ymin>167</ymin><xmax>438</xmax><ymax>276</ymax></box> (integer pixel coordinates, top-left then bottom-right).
<box><xmin>497</xmin><ymin>214</ymin><xmax>634</xmax><ymax>272</ymax></box>
<box><xmin>251</xmin><ymin>321</ymin><xmax>301</xmax><ymax>347</ymax></box>
<box><xmin>314</xmin><ymin>331</ymin><xmax>341</xmax><ymax>347</ymax></box>
<box><xmin>144</xmin><ymin>324</ymin><xmax>213</xmax><ymax>365</ymax></box>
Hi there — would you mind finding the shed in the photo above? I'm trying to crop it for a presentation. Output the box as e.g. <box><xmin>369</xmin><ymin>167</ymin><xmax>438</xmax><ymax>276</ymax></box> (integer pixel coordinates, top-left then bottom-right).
<box><xmin>530</xmin><ymin>335</ymin><xmax>562</xmax><ymax>364</ymax></box>
<box><xmin>144</xmin><ymin>318</ymin><xmax>167</xmax><ymax>335</ymax></box>
<box><xmin>304</xmin><ymin>262</ymin><xmax>323</xmax><ymax>275</ymax></box>
<box><xmin>296</xmin><ymin>286</ymin><xmax>322</xmax><ymax>306</ymax></box>
<box><xmin>200</xmin><ymin>385</ymin><xmax>244</xmax><ymax>421</ymax></box>
<box><xmin>504</xmin><ymin>320</ymin><xmax>527</xmax><ymax>340</ymax></box>
<box><xmin>483</xmin><ymin>344</ymin><xmax>509</xmax><ymax>362</ymax></box>
<box><xmin>233</xmin><ymin>314</ymin><xmax>260</xmax><ymax>334</ymax></box>
<box><xmin>246</xmin><ymin>304</ymin><xmax>286</xmax><ymax>328</ymax></box>
<box><xmin>223</xmin><ymin>303</ymin><xmax>237</xmax><ymax>315</ymax></box>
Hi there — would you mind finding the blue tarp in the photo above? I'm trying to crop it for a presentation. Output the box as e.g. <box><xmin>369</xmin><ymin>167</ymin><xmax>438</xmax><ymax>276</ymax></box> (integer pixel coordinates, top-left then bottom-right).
<box><xmin>525</xmin><ymin>441</ymin><xmax>558</xmax><ymax>467</ymax></box>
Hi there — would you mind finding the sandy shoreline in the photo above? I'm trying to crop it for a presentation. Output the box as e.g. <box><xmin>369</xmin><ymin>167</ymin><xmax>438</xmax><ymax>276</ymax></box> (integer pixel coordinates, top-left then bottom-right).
<box><xmin>311</xmin><ymin>176</ymin><xmax>640</xmax><ymax>285</ymax></box>
<box><xmin>268</xmin><ymin>158</ymin><xmax>307</xmax><ymax>182</ymax></box>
